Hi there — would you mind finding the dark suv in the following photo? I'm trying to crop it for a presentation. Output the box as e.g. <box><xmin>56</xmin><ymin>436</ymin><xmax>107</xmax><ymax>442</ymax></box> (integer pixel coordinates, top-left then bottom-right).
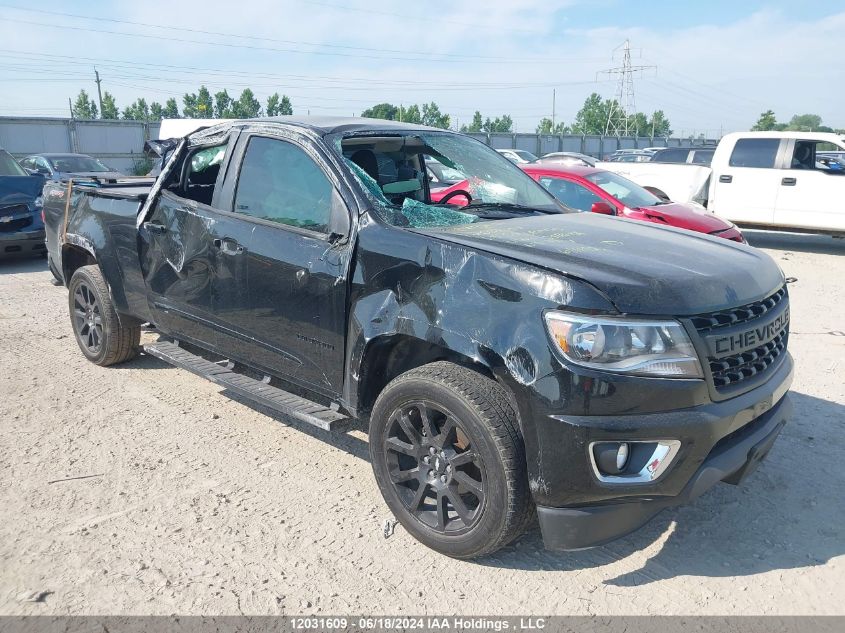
<box><xmin>43</xmin><ymin>118</ymin><xmax>793</xmax><ymax>558</ymax></box>
<box><xmin>0</xmin><ymin>148</ymin><xmax>46</xmax><ymax>258</ymax></box>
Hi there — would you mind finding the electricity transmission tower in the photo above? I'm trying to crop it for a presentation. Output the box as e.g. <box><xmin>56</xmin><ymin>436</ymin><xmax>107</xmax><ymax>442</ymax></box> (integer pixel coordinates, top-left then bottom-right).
<box><xmin>598</xmin><ymin>40</ymin><xmax>655</xmax><ymax>136</ymax></box>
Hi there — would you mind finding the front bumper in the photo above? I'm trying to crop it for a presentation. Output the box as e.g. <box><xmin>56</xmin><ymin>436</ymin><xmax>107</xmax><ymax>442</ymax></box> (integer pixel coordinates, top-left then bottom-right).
<box><xmin>0</xmin><ymin>228</ymin><xmax>46</xmax><ymax>257</ymax></box>
<box><xmin>537</xmin><ymin>392</ymin><xmax>791</xmax><ymax>549</ymax></box>
<box><xmin>531</xmin><ymin>353</ymin><xmax>793</xmax><ymax>550</ymax></box>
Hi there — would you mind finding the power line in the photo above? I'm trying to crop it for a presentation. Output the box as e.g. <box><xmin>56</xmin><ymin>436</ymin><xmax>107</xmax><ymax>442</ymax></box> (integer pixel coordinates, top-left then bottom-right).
<box><xmin>0</xmin><ymin>8</ymin><xmax>606</xmax><ymax>66</ymax></box>
<box><xmin>0</xmin><ymin>4</ymin><xmax>538</xmax><ymax>62</ymax></box>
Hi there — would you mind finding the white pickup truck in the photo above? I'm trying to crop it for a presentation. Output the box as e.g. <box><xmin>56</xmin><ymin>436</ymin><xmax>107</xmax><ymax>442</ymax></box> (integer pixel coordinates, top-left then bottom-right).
<box><xmin>599</xmin><ymin>131</ymin><xmax>845</xmax><ymax>235</ymax></box>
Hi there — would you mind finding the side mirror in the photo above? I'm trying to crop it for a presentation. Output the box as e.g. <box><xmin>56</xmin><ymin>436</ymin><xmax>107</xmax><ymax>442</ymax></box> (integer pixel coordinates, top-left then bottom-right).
<box><xmin>591</xmin><ymin>201</ymin><xmax>616</xmax><ymax>215</ymax></box>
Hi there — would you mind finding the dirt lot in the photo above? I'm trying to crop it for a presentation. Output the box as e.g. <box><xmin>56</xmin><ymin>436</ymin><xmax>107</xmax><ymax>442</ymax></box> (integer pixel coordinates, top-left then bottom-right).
<box><xmin>1</xmin><ymin>231</ymin><xmax>843</xmax><ymax>616</ymax></box>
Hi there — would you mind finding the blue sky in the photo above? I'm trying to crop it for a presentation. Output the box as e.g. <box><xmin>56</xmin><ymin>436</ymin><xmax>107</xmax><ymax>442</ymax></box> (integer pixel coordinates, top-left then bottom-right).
<box><xmin>0</xmin><ymin>1</ymin><xmax>842</xmax><ymax>136</ymax></box>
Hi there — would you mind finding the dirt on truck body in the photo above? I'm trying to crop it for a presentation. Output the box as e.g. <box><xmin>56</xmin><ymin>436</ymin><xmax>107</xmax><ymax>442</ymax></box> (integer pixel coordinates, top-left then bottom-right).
<box><xmin>43</xmin><ymin>116</ymin><xmax>793</xmax><ymax>559</ymax></box>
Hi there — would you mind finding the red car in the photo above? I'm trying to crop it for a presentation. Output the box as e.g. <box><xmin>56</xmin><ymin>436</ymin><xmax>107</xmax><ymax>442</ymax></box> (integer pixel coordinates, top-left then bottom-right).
<box><xmin>520</xmin><ymin>164</ymin><xmax>745</xmax><ymax>242</ymax></box>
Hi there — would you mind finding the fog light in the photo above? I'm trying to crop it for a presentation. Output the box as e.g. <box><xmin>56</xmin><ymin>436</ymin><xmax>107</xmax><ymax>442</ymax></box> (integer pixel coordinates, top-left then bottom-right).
<box><xmin>589</xmin><ymin>440</ymin><xmax>681</xmax><ymax>484</ymax></box>
<box><xmin>593</xmin><ymin>442</ymin><xmax>630</xmax><ymax>476</ymax></box>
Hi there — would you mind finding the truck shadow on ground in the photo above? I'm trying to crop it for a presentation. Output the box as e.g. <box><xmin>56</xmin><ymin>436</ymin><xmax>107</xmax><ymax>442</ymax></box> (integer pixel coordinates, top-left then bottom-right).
<box><xmin>744</xmin><ymin>230</ymin><xmax>845</xmax><ymax>255</ymax></box>
<box><xmin>0</xmin><ymin>256</ymin><xmax>48</xmax><ymax>275</ymax></box>
<box><xmin>481</xmin><ymin>391</ymin><xmax>843</xmax><ymax>583</ymax></box>
<box><xmin>123</xmin><ymin>343</ymin><xmax>842</xmax><ymax>584</ymax></box>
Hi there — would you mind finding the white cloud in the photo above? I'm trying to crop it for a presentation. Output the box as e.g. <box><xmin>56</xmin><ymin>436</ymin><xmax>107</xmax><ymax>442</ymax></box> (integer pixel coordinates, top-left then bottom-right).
<box><xmin>0</xmin><ymin>1</ymin><xmax>842</xmax><ymax>134</ymax></box>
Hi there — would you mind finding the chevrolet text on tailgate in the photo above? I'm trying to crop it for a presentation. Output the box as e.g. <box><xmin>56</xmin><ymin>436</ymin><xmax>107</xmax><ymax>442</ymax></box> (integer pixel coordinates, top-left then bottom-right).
<box><xmin>42</xmin><ymin>117</ymin><xmax>794</xmax><ymax>559</ymax></box>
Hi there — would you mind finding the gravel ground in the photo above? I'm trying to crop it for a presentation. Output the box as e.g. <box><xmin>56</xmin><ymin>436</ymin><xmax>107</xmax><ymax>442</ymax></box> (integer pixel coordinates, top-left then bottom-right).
<box><xmin>0</xmin><ymin>231</ymin><xmax>843</xmax><ymax>616</ymax></box>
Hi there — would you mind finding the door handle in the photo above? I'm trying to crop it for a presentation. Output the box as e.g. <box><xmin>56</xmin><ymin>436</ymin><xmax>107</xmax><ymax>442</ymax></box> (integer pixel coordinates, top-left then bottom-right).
<box><xmin>212</xmin><ymin>237</ymin><xmax>244</xmax><ymax>254</ymax></box>
<box><xmin>781</xmin><ymin>177</ymin><xmax>797</xmax><ymax>186</ymax></box>
<box><xmin>719</xmin><ymin>175</ymin><xmax>733</xmax><ymax>183</ymax></box>
<box><xmin>143</xmin><ymin>221</ymin><xmax>167</xmax><ymax>234</ymax></box>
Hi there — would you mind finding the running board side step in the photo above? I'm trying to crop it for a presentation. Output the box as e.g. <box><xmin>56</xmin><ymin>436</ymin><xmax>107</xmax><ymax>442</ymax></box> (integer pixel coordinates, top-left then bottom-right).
<box><xmin>143</xmin><ymin>340</ymin><xmax>352</xmax><ymax>432</ymax></box>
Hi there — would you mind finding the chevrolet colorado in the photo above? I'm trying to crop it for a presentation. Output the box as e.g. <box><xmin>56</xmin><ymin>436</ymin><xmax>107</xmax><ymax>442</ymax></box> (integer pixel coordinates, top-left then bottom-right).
<box><xmin>43</xmin><ymin>117</ymin><xmax>793</xmax><ymax>558</ymax></box>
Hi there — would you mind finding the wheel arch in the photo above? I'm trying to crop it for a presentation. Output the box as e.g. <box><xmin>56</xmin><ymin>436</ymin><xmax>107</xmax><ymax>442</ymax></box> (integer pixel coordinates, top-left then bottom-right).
<box><xmin>354</xmin><ymin>333</ymin><xmax>504</xmax><ymax>423</ymax></box>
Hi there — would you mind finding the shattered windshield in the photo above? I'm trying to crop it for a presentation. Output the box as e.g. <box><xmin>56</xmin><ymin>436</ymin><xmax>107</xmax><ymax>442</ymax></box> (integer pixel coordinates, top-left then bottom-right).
<box><xmin>334</xmin><ymin>131</ymin><xmax>565</xmax><ymax>228</ymax></box>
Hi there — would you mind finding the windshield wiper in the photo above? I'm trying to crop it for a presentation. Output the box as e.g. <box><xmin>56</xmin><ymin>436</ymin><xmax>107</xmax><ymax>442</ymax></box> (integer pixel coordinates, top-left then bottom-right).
<box><xmin>464</xmin><ymin>202</ymin><xmax>555</xmax><ymax>214</ymax></box>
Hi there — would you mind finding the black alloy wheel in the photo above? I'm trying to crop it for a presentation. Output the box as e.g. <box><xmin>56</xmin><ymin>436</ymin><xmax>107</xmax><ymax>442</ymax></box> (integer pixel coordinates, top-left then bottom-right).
<box><xmin>72</xmin><ymin>281</ymin><xmax>103</xmax><ymax>355</ymax></box>
<box><xmin>385</xmin><ymin>401</ymin><xmax>486</xmax><ymax>534</ymax></box>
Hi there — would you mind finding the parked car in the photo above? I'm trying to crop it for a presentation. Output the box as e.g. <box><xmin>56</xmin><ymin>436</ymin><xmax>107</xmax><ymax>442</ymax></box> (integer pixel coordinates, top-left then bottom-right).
<box><xmin>0</xmin><ymin>147</ymin><xmax>46</xmax><ymax>259</ymax></box>
<box><xmin>650</xmin><ymin>147</ymin><xmax>716</xmax><ymax>166</ymax></box>
<box><xmin>521</xmin><ymin>164</ymin><xmax>745</xmax><ymax>242</ymax></box>
<box><xmin>19</xmin><ymin>153</ymin><xmax>125</xmax><ymax>182</ymax></box>
<box><xmin>536</xmin><ymin>151</ymin><xmax>596</xmax><ymax>167</ymax></box>
<box><xmin>606</xmin><ymin>150</ymin><xmax>652</xmax><ymax>163</ymax></box>
<box><xmin>495</xmin><ymin>148</ymin><xmax>537</xmax><ymax>163</ymax></box>
<box><xmin>44</xmin><ymin>117</ymin><xmax>793</xmax><ymax>558</ymax></box>
<box><xmin>604</xmin><ymin>148</ymin><xmax>654</xmax><ymax>161</ymax></box>
<box><xmin>600</xmin><ymin>131</ymin><xmax>845</xmax><ymax>235</ymax></box>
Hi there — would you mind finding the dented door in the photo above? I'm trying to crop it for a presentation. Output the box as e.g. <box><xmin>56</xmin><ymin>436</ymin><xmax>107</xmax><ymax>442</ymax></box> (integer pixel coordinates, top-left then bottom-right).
<box><xmin>138</xmin><ymin>191</ymin><xmax>219</xmax><ymax>348</ymax></box>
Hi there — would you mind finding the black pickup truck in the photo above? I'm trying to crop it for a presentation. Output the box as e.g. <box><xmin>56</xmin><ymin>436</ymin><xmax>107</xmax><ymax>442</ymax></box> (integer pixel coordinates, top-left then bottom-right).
<box><xmin>43</xmin><ymin>117</ymin><xmax>793</xmax><ymax>559</ymax></box>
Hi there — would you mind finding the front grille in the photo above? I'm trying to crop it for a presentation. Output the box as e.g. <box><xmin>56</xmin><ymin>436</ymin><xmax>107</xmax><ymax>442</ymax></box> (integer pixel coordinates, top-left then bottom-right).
<box><xmin>0</xmin><ymin>210</ymin><xmax>33</xmax><ymax>233</ymax></box>
<box><xmin>690</xmin><ymin>285</ymin><xmax>787</xmax><ymax>331</ymax></box>
<box><xmin>691</xmin><ymin>286</ymin><xmax>789</xmax><ymax>391</ymax></box>
<box><xmin>708</xmin><ymin>329</ymin><xmax>787</xmax><ymax>388</ymax></box>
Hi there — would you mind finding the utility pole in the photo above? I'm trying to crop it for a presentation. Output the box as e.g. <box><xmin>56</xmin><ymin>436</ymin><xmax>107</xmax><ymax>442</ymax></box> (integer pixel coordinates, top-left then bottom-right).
<box><xmin>597</xmin><ymin>40</ymin><xmax>655</xmax><ymax>137</ymax></box>
<box><xmin>94</xmin><ymin>68</ymin><xmax>104</xmax><ymax>116</ymax></box>
<box><xmin>68</xmin><ymin>97</ymin><xmax>74</xmax><ymax>119</ymax></box>
<box><xmin>552</xmin><ymin>89</ymin><xmax>556</xmax><ymax>129</ymax></box>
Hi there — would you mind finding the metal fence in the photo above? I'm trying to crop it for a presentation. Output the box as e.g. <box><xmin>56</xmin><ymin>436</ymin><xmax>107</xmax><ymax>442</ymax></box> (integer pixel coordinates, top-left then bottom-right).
<box><xmin>0</xmin><ymin>117</ymin><xmax>161</xmax><ymax>174</ymax></box>
<box><xmin>466</xmin><ymin>132</ymin><xmax>719</xmax><ymax>156</ymax></box>
<box><xmin>0</xmin><ymin>117</ymin><xmax>718</xmax><ymax>173</ymax></box>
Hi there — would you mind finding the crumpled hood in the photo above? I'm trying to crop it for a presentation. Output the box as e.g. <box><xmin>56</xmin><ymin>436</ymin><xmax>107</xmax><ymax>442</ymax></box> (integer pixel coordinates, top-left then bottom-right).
<box><xmin>0</xmin><ymin>176</ymin><xmax>43</xmax><ymax>207</ymax></box>
<box><xmin>426</xmin><ymin>213</ymin><xmax>784</xmax><ymax>315</ymax></box>
<box><xmin>637</xmin><ymin>202</ymin><xmax>733</xmax><ymax>233</ymax></box>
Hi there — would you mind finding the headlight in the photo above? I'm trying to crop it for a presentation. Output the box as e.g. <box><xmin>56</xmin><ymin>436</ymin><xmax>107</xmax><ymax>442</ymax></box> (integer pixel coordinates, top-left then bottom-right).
<box><xmin>544</xmin><ymin>311</ymin><xmax>703</xmax><ymax>378</ymax></box>
<box><xmin>33</xmin><ymin>195</ymin><xmax>43</xmax><ymax>208</ymax></box>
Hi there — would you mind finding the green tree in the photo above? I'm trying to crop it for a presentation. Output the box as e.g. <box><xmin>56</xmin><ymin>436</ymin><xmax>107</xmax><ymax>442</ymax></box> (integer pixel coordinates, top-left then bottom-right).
<box><xmin>197</xmin><ymin>86</ymin><xmax>213</xmax><ymax>117</ymax></box>
<box><xmin>266</xmin><ymin>93</ymin><xmax>293</xmax><ymax>116</ymax></box>
<box><xmin>647</xmin><ymin>110</ymin><xmax>672</xmax><ymax>136</ymax></box>
<box><xmin>786</xmin><ymin>113</ymin><xmax>824</xmax><ymax>132</ymax></box>
<box><xmin>183</xmin><ymin>86</ymin><xmax>214</xmax><ymax>118</ymax></box>
<box><xmin>214</xmin><ymin>89</ymin><xmax>234</xmax><ymax>118</ymax></box>
<box><xmin>150</xmin><ymin>102</ymin><xmax>164</xmax><ymax>121</ymax></box>
<box><xmin>232</xmin><ymin>88</ymin><xmax>261</xmax><ymax>118</ymax></box>
<box><xmin>162</xmin><ymin>98</ymin><xmax>180</xmax><ymax>119</ymax></box>
<box><xmin>122</xmin><ymin>98</ymin><xmax>150</xmax><ymax>121</ymax></box>
<box><xmin>627</xmin><ymin>112</ymin><xmax>649</xmax><ymax>136</ymax></box>
<box><xmin>460</xmin><ymin>111</ymin><xmax>484</xmax><ymax>133</ymax></box>
<box><xmin>536</xmin><ymin>117</ymin><xmax>569</xmax><ymax>134</ymax></box>
<box><xmin>360</xmin><ymin>103</ymin><xmax>399</xmax><ymax>120</ymax></box>
<box><xmin>482</xmin><ymin>115</ymin><xmax>513</xmax><ymax>133</ymax></box>
<box><xmin>279</xmin><ymin>95</ymin><xmax>293</xmax><ymax>116</ymax></box>
<box><xmin>571</xmin><ymin>93</ymin><xmax>620</xmax><ymax>135</ymax></box>
<box><xmin>72</xmin><ymin>89</ymin><xmax>98</xmax><ymax>119</ymax></box>
<box><xmin>182</xmin><ymin>92</ymin><xmax>198</xmax><ymax>118</ymax></box>
<box><xmin>399</xmin><ymin>104</ymin><xmax>421</xmax><ymax>124</ymax></box>
<box><xmin>421</xmin><ymin>103</ymin><xmax>450</xmax><ymax>129</ymax></box>
<box><xmin>751</xmin><ymin>110</ymin><xmax>779</xmax><ymax>131</ymax></box>
<box><xmin>100</xmin><ymin>91</ymin><xmax>119</xmax><ymax>119</ymax></box>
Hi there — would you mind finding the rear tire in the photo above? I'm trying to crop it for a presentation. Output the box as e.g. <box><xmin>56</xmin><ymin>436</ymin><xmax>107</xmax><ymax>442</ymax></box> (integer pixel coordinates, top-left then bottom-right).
<box><xmin>369</xmin><ymin>361</ymin><xmax>532</xmax><ymax>559</ymax></box>
<box><xmin>68</xmin><ymin>264</ymin><xmax>140</xmax><ymax>366</ymax></box>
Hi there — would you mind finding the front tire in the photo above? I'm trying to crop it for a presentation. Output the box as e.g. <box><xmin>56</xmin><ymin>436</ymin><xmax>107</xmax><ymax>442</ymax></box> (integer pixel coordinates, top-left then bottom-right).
<box><xmin>68</xmin><ymin>265</ymin><xmax>140</xmax><ymax>366</ymax></box>
<box><xmin>369</xmin><ymin>362</ymin><xmax>532</xmax><ymax>559</ymax></box>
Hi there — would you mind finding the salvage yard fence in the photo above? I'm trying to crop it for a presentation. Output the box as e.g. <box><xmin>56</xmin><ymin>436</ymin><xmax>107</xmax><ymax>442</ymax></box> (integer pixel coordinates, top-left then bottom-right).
<box><xmin>0</xmin><ymin>117</ymin><xmax>719</xmax><ymax>173</ymax></box>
